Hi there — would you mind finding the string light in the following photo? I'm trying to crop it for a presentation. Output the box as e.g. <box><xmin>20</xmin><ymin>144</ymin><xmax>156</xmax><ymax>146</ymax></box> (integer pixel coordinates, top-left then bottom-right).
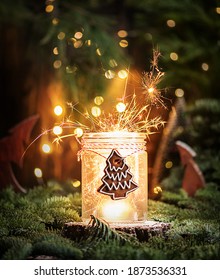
<box><xmin>165</xmin><ymin>161</ymin><xmax>173</xmax><ymax>169</ymax></box>
<box><xmin>153</xmin><ymin>186</ymin><xmax>162</xmax><ymax>194</ymax></box>
<box><xmin>96</xmin><ymin>48</ymin><xmax>102</xmax><ymax>56</ymax></box>
<box><xmin>201</xmin><ymin>63</ymin><xmax>209</xmax><ymax>71</ymax></box>
<box><xmin>53</xmin><ymin>60</ymin><xmax>62</xmax><ymax>69</ymax></box>
<box><xmin>54</xmin><ymin>105</ymin><xmax>63</xmax><ymax>116</ymax></box>
<box><xmin>53</xmin><ymin>47</ymin><xmax>59</xmax><ymax>55</ymax></box>
<box><xmin>91</xmin><ymin>106</ymin><xmax>101</xmax><ymax>117</ymax></box>
<box><xmin>85</xmin><ymin>39</ymin><xmax>92</xmax><ymax>46</ymax></box>
<box><xmin>74</xmin><ymin>127</ymin><xmax>84</xmax><ymax>137</ymax></box>
<box><xmin>166</xmin><ymin>19</ymin><xmax>176</xmax><ymax>27</ymax></box>
<box><xmin>117</xmin><ymin>30</ymin><xmax>128</xmax><ymax>38</ymax></box>
<box><xmin>170</xmin><ymin>52</ymin><xmax>179</xmax><ymax>61</ymax></box>
<box><xmin>53</xmin><ymin>126</ymin><xmax>63</xmax><ymax>135</ymax></box>
<box><xmin>45</xmin><ymin>5</ymin><xmax>54</xmax><ymax>13</ymax></box>
<box><xmin>34</xmin><ymin>168</ymin><xmax>43</xmax><ymax>178</ymax></box>
<box><xmin>74</xmin><ymin>32</ymin><xmax>83</xmax><ymax>39</ymax></box>
<box><xmin>42</xmin><ymin>143</ymin><xmax>51</xmax><ymax>154</ymax></box>
<box><xmin>73</xmin><ymin>40</ymin><xmax>83</xmax><ymax>48</ymax></box>
<box><xmin>94</xmin><ymin>96</ymin><xmax>104</xmax><ymax>105</ymax></box>
<box><xmin>118</xmin><ymin>70</ymin><xmax>128</xmax><ymax>79</ymax></box>
<box><xmin>175</xmin><ymin>88</ymin><xmax>184</xmax><ymax>97</ymax></box>
<box><xmin>119</xmin><ymin>39</ymin><xmax>128</xmax><ymax>48</ymax></box>
<box><xmin>109</xmin><ymin>59</ymin><xmax>118</xmax><ymax>68</ymax></box>
<box><xmin>72</xmin><ymin>179</ymin><xmax>81</xmax><ymax>188</ymax></box>
<box><xmin>105</xmin><ymin>70</ymin><xmax>115</xmax><ymax>79</ymax></box>
<box><xmin>116</xmin><ymin>102</ymin><xmax>126</xmax><ymax>113</ymax></box>
<box><xmin>52</xmin><ymin>18</ymin><xmax>59</xmax><ymax>25</ymax></box>
<box><xmin>57</xmin><ymin>32</ymin><xmax>65</xmax><ymax>40</ymax></box>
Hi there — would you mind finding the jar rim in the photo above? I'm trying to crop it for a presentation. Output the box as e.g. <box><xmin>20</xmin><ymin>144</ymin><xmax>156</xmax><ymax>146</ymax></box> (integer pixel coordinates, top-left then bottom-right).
<box><xmin>82</xmin><ymin>131</ymin><xmax>147</xmax><ymax>139</ymax></box>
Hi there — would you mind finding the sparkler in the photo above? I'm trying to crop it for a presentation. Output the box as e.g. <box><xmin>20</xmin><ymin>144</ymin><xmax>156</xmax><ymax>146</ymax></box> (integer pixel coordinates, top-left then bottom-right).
<box><xmin>52</xmin><ymin>50</ymin><xmax>166</xmax><ymax>141</ymax></box>
<box><xmin>23</xmin><ymin>50</ymin><xmax>166</xmax><ymax>157</ymax></box>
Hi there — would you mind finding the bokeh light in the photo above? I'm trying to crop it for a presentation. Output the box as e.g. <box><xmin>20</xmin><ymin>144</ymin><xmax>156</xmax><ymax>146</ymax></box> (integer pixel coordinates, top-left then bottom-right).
<box><xmin>170</xmin><ymin>52</ymin><xmax>179</xmax><ymax>61</ymax></box>
<box><xmin>42</xmin><ymin>144</ymin><xmax>51</xmax><ymax>154</ymax></box>
<box><xmin>116</xmin><ymin>102</ymin><xmax>126</xmax><ymax>113</ymax></box>
<box><xmin>91</xmin><ymin>106</ymin><xmax>101</xmax><ymax>117</ymax></box>
<box><xmin>54</xmin><ymin>105</ymin><xmax>63</xmax><ymax>116</ymax></box>
<box><xmin>166</xmin><ymin>19</ymin><xmax>176</xmax><ymax>27</ymax></box>
<box><xmin>94</xmin><ymin>96</ymin><xmax>104</xmax><ymax>105</ymax></box>
<box><xmin>74</xmin><ymin>127</ymin><xmax>84</xmax><ymax>137</ymax></box>
<box><xmin>53</xmin><ymin>126</ymin><xmax>63</xmax><ymax>135</ymax></box>
<box><xmin>118</xmin><ymin>70</ymin><xmax>128</xmax><ymax>79</ymax></box>
<box><xmin>34</xmin><ymin>168</ymin><xmax>43</xmax><ymax>178</ymax></box>
<box><xmin>175</xmin><ymin>88</ymin><xmax>184</xmax><ymax>97</ymax></box>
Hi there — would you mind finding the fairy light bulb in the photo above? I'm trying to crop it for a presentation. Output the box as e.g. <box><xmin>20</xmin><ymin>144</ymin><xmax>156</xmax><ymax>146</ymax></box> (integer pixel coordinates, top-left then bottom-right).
<box><xmin>91</xmin><ymin>106</ymin><xmax>101</xmax><ymax>117</ymax></box>
<box><xmin>118</xmin><ymin>70</ymin><xmax>128</xmax><ymax>79</ymax></box>
<box><xmin>42</xmin><ymin>144</ymin><xmax>51</xmax><ymax>154</ymax></box>
<box><xmin>74</xmin><ymin>127</ymin><xmax>84</xmax><ymax>137</ymax></box>
<box><xmin>54</xmin><ymin>105</ymin><xmax>63</xmax><ymax>116</ymax></box>
<box><xmin>116</xmin><ymin>102</ymin><xmax>126</xmax><ymax>113</ymax></box>
<box><xmin>34</xmin><ymin>168</ymin><xmax>43</xmax><ymax>178</ymax></box>
<box><xmin>153</xmin><ymin>186</ymin><xmax>162</xmax><ymax>194</ymax></box>
<box><xmin>94</xmin><ymin>96</ymin><xmax>104</xmax><ymax>105</ymax></box>
<box><xmin>53</xmin><ymin>126</ymin><xmax>63</xmax><ymax>135</ymax></box>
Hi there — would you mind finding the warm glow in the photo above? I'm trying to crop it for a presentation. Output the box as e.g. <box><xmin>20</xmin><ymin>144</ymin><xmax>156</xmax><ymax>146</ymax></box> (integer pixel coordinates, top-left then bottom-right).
<box><xmin>170</xmin><ymin>52</ymin><xmax>179</xmax><ymax>61</ymax></box>
<box><xmin>102</xmin><ymin>200</ymin><xmax>130</xmax><ymax>221</ymax></box>
<box><xmin>175</xmin><ymin>88</ymin><xmax>184</xmax><ymax>97</ymax></box>
<box><xmin>117</xmin><ymin>29</ymin><xmax>128</xmax><ymax>38</ymax></box>
<box><xmin>42</xmin><ymin>143</ymin><xmax>51</xmax><ymax>154</ymax></box>
<box><xmin>201</xmin><ymin>63</ymin><xmax>209</xmax><ymax>71</ymax></box>
<box><xmin>165</xmin><ymin>161</ymin><xmax>173</xmax><ymax>169</ymax></box>
<box><xmin>116</xmin><ymin>102</ymin><xmax>126</xmax><ymax>113</ymax></box>
<box><xmin>53</xmin><ymin>126</ymin><xmax>63</xmax><ymax>135</ymax></box>
<box><xmin>94</xmin><ymin>96</ymin><xmax>104</xmax><ymax>105</ymax></box>
<box><xmin>91</xmin><ymin>106</ymin><xmax>101</xmax><ymax>117</ymax></box>
<box><xmin>34</xmin><ymin>168</ymin><xmax>43</xmax><ymax>178</ymax></box>
<box><xmin>118</xmin><ymin>70</ymin><xmax>128</xmax><ymax>79</ymax></box>
<box><xmin>148</xmin><ymin>87</ymin><xmax>155</xmax><ymax>94</ymax></box>
<box><xmin>166</xmin><ymin>19</ymin><xmax>176</xmax><ymax>27</ymax></box>
<box><xmin>74</xmin><ymin>127</ymin><xmax>84</xmax><ymax>137</ymax></box>
<box><xmin>54</xmin><ymin>105</ymin><xmax>63</xmax><ymax>116</ymax></box>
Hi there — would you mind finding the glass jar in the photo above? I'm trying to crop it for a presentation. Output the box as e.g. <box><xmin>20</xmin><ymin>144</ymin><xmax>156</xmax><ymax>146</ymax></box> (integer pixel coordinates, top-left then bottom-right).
<box><xmin>80</xmin><ymin>131</ymin><xmax>148</xmax><ymax>223</ymax></box>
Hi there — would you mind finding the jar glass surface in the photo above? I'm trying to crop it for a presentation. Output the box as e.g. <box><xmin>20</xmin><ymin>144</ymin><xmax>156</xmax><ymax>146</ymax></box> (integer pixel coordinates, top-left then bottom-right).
<box><xmin>81</xmin><ymin>132</ymin><xmax>148</xmax><ymax>223</ymax></box>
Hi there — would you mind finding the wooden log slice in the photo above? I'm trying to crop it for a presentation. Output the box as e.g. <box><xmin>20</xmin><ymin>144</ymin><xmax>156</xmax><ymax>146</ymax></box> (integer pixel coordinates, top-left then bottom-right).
<box><xmin>63</xmin><ymin>221</ymin><xmax>170</xmax><ymax>242</ymax></box>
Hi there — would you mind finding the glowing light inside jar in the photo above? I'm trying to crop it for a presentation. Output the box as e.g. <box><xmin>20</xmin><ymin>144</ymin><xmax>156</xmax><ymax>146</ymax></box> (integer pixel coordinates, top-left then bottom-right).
<box><xmin>101</xmin><ymin>200</ymin><xmax>130</xmax><ymax>221</ymax></box>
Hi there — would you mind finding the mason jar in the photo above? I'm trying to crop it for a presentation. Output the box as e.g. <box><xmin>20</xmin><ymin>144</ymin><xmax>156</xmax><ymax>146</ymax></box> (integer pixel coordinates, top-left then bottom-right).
<box><xmin>80</xmin><ymin>131</ymin><xmax>148</xmax><ymax>223</ymax></box>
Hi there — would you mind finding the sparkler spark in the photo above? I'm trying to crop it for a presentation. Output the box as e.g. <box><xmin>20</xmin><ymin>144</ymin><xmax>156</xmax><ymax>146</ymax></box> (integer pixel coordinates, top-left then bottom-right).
<box><xmin>141</xmin><ymin>49</ymin><xmax>166</xmax><ymax>107</ymax></box>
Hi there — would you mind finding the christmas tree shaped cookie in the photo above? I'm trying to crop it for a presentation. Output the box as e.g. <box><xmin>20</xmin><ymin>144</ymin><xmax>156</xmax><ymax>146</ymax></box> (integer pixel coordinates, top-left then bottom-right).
<box><xmin>98</xmin><ymin>149</ymin><xmax>139</xmax><ymax>200</ymax></box>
